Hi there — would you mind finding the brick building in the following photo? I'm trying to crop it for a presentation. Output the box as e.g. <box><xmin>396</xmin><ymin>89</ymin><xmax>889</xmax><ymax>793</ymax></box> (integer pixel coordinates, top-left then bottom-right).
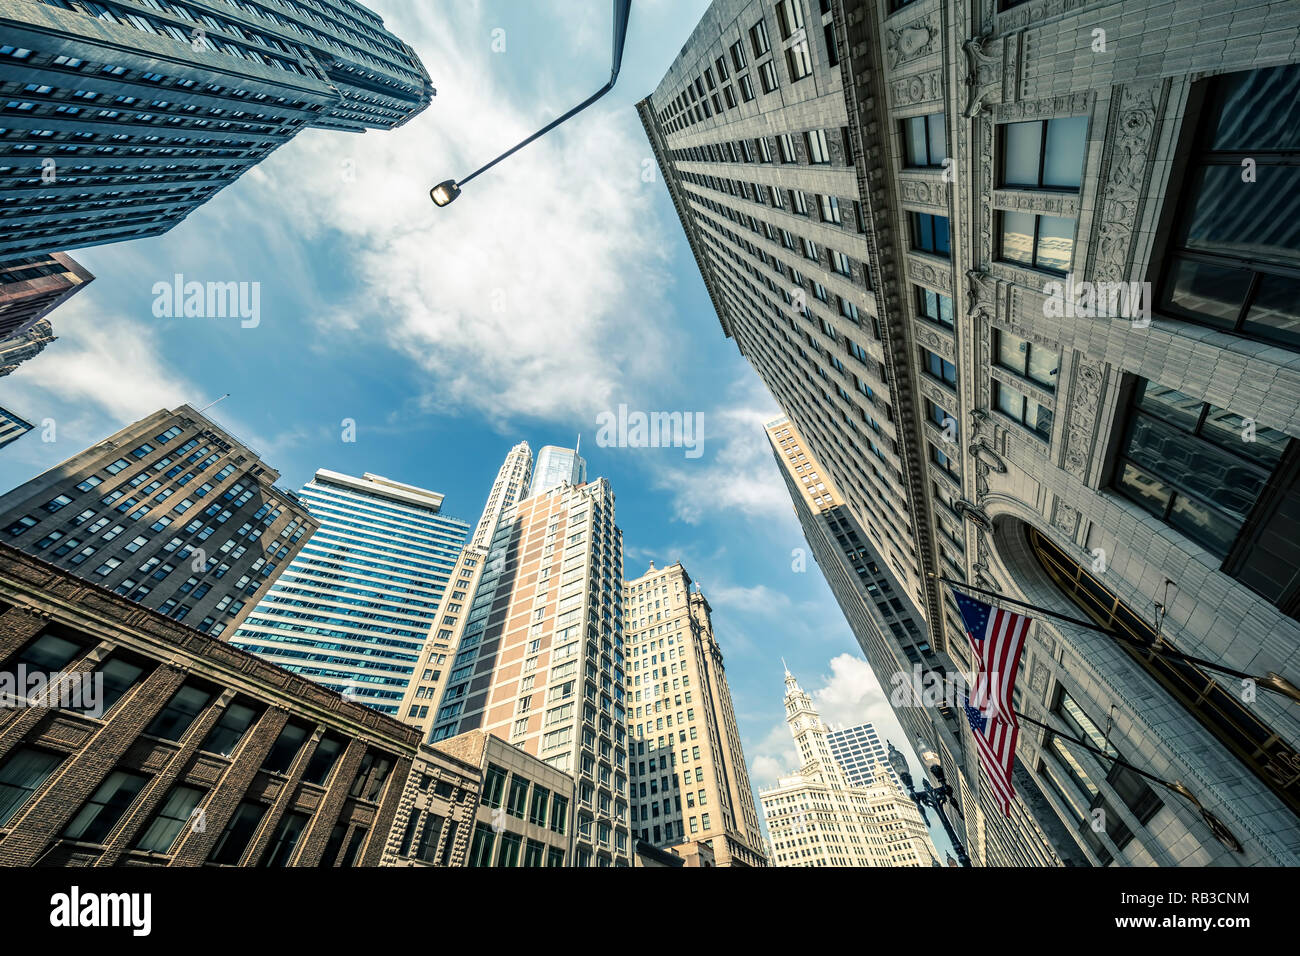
<box><xmin>0</xmin><ymin>543</ymin><xmax>418</xmax><ymax>867</ymax></box>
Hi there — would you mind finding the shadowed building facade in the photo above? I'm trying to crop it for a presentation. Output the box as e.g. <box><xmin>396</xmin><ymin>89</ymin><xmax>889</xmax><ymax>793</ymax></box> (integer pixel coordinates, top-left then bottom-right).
<box><xmin>0</xmin><ymin>543</ymin><xmax>418</xmax><ymax>867</ymax></box>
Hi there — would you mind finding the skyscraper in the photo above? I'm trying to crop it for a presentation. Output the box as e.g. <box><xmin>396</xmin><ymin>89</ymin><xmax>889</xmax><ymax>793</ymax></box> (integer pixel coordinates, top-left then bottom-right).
<box><xmin>528</xmin><ymin>444</ymin><xmax>587</xmax><ymax>499</ymax></box>
<box><xmin>642</xmin><ymin>0</ymin><xmax>1300</xmax><ymax>866</ymax></box>
<box><xmin>624</xmin><ymin>561</ymin><xmax>767</xmax><ymax>866</ymax></box>
<box><xmin>0</xmin><ymin>253</ymin><xmax>93</xmax><ymax>339</ymax></box>
<box><xmin>232</xmin><ymin>471</ymin><xmax>469</xmax><ymax>717</ymax></box>
<box><xmin>0</xmin><ymin>407</ymin><xmax>34</xmax><ymax>451</ymax></box>
<box><xmin>396</xmin><ymin>441</ymin><xmax>533</xmax><ymax>734</ymax></box>
<box><xmin>0</xmin><ymin>405</ymin><xmax>315</xmax><ymax>635</ymax></box>
<box><xmin>0</xmin><ymin>319</ymin><xmax>57</xmax><ymax>377</ymax></box>
<box><xmin>430</xmin><ymin>452</ymin><xmax>630</xmax><ymax>867</ymax></box>
<box><xmin>0</xmin><ymin>0</ymin><xmax>433</xmax><ymax>262</ymax></box>
<box><xmin>760</xmin><ymin>667</ymin><xmax>937</xmax><ymax>867</ymax></box>
<box><xmin>827</xmin><ymin>721</ymin><xmax>891</xmax><ymax>788</ymax></box>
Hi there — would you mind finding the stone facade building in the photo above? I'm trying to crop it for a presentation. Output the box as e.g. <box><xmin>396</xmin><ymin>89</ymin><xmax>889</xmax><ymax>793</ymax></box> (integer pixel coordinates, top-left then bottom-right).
<box><xmin>0</xmin><ymin>543</ymin><xmax>418</xmax><ymax>867</ymax></box>
<box><xmin>0</xmin><ymin>406</ymin><xmax>317</xmax><ymax>639</ymax></box>
<box><xmin>624</xmin><ymin>561</ymin><xmax>768</xmax><ymax>866</ymax></box>
<box><xmin>642</xmin><ymin>0</ymin><xmax>1300</xmax><ymax>866</ymax></box>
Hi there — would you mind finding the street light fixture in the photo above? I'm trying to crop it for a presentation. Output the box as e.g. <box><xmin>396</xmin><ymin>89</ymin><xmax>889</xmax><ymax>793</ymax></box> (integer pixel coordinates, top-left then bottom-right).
<box><xmin>888</xmin><ymin>740</ymin><xmax>972</xmax><ymax>867</ymax></box>
<box><xmin>429</xmin><ymin>0</ymin><xmax>633</xmax><ymax>207</ymax></box>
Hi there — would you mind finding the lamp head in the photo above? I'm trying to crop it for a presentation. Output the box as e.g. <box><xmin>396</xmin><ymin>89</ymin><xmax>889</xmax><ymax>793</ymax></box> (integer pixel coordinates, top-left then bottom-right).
<box><xmin>430</xmin><ymin>179</ymin><xmax>461</xmax><ymax>207</ymax></box>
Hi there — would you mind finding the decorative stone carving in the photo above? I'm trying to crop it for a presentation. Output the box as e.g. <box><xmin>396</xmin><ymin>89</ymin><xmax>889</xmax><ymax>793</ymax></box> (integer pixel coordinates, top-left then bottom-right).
<box><xmin>967</xmin><ymin>269</ymin><xmax>997</xmax><ymax>321</ymax></box>
<box><xmin>1061</xmin><ymin>358</ymin><xmax>1106</xmax><ymax>481</ymax></box>
<box><xmin>891</xmin><ymin>69</ymin><xmax>942</xmax><ymax>108</ymax></box>
<box><xmin>991</xmin><ymin>188</ymin><xmax>1079</xmax><ymax>218</ymax></box>
<box><xmin>994</xmin><ymin>92</ymin><xmax>1091</xmax><ymax>123</ymax></box>
<box><xmin>1092</xmin><ymin>83</ymin><xmax>1164</xmax><ymax>283</ymax></box>
<box><xmin>962</xmin><ymin>33</ymin><xmax>1002</xmax><ymax>118</ymax></box>
<box><xmin>1052</xmin><ymin>498</ymin><xmax>1081</xmax><ymax>538</ymax></box>
<box><xmin>887</xmin><ymin>14</ymin><xmax>939</xmax><ymax>69</ymax></box>
<box><xmin>907</xmin><ymin>255</ymin><xmax>953</xmax><ymax>292</ymax></box>
<box><xmin>899</xmin><ymin>176</ymin><xmax>945</xmax><ymax>207</ymax></box>
<box><xmin>969</xmin><ymin>442</ymin><xmax>1007</xmax><ymax>474</ymax></box>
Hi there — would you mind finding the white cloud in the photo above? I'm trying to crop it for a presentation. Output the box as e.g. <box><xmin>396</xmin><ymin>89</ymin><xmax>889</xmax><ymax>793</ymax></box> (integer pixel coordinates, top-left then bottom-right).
<box><xmin>232</xmin><ymin>2</ymin><xmax>675</xmax><ymax>429</ymax></box>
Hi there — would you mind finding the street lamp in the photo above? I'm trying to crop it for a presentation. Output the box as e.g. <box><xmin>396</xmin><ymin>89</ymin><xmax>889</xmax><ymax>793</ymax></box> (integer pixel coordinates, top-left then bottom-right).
<box><xmin>429</xmin><ymin>0</ymin><xmax>633</xmax><ymax>207</ymax></box>
<box><xmin>888</xmin><ymin>739</ymin><xmax>971</xmax><ymax>867</ymax></box>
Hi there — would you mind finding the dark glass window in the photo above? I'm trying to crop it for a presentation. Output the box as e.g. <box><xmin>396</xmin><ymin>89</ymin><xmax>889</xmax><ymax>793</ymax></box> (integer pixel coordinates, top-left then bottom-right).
<box><xmin>915</xmin><ymin>286</ymin><xmax>954</xmax><ymax>327</ymax></box>
<box><xmin>302</xmin><ymin>734</ymin><xmax>345</xmax><ymax>785</ymax></box>
<box><xmin>469</xmin><ymin>821</ymin><xmax>495</xmax><ymax>866</ymax></box>
<box><xmin>1114</xmin><ymin>379</ymin><xmax>1287</xmax><ymax>557</ymax></box>
<box><xmin>144</xmin><ymin>683</ymin><xmax>212</xmax><ymax>741</ymax></box>
<box><xmin>209</xmin><ymin>801</ymin><xmax>267</xmax><ymax>865</ymax></box>
<box><xmin>0</xmin><ymin>747</ymin><xmax>63</xmax><ymax>826</ymax></box>
<box><xmin>910</xmin><ymin>213</ymin><xmax>951</xmax><ymax>257</ymax></box>
<box><xmin>261</xmin><ymin>720</ymin><xmax>310</xmax><ymax>774</ymax></box>
<box><xmin>64</xmin><ymin>770</ymin><xmax>149</xmax><ymax>843</ymax></box>
<box><xmin>261</xmin><ymin>810</ymin><xmax>311</xmax><ymax>866</ymax></box>
<box><xmin>201</xmin><ymin>701</ymin><xmax>260</xmax><ymax>757</ymax></box>
<box><xmin>136</xmin><ymin>785</ymin><xmax>204</xmax><ymax>854</ymax></box>
<box><xmin>506</xmin><ymin>774</ymin><xmax>529</xmax><ymax>818</ymax></box>
<box><xmin>1159</xmin><ymin>64</ymin><xmax>1300</xmax><ymax>349</ymax></box>
<box><xmin>482</xmin><ymin>764</ymin><xmax>507</xmax><ymax>808</ymax></box>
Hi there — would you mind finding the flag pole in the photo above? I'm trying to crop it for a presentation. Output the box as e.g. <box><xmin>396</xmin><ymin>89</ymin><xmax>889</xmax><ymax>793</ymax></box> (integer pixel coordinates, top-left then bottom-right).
<box><xmin>1012</xmin><ymin>708</ymin><xmax>1243</xmax><ymax>853</ymax></box>
<box><xmin>934</xmin><ymin>575</ymin><xmax>1300</xmax><ymax>703</ymax></box>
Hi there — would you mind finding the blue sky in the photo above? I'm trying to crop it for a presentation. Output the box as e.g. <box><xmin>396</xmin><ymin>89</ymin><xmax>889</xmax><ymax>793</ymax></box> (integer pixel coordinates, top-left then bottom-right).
<box><xmin>0</xmin><ymin>0</ymin><xmax>952</xmax><ymax>859</ymax></box>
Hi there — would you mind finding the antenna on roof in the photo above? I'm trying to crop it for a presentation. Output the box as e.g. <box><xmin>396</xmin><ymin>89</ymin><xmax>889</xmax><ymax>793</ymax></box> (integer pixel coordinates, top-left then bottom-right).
<box><xmin>196</xmin><ymin>393</ymin><xmax>231</xmax><ymax>415</ymax></box>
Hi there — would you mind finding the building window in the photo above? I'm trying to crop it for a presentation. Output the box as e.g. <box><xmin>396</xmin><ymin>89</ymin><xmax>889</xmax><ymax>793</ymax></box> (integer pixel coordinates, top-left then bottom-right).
<box><xmin>482</xmin><ymin>764</ymin><xmax>507</xmax><ymax>808</ymax></box>
<box><xmin>730</xmin><ymin>39</ymin><xmax>747</xmax><ymax>72</ymax></box>
<box><xmin>64</xmin><ymin>770</ymin><xmax>149</xmax><ymax>844</ymax></box>
<box><xmin>910</xmin><ymin>213</ymin><xmax>951</xmax><ymax>257</ymax></box>
<box><xmin>1112</xmin><ymin>379</ymin><xmax>1299</xmax><ymax>616</ymax></box>
<box><xmin>0</xmin><ymin>747</ymin><xmax>63</xmax><ymax>826</ymax></box>
<box><xmin>135</xmin><ymin>785</ymin><xmax>206</xmax><ymax>855</ymax></box>
<box><xmin>994</xmin><ymin>381</ymin><xmax>1054</xmax><ymax>439</ymax></box>
<box><xmin>506</xmin><ymin>774</ymin><xmax>530</xmax><ymax>818</ymax></box>
<box><xmin>209</xmin><ymin>802</ymin><xmax>268</xmax><ymax>865</ymax></box>
<box><xmin>999</xmin><ymin>117</ymin><xmax>1088</xmax><ymax>189</ymax></box>
<box><xmin>201</xmin><ymin>700</ymin><xmax>260</xmax><ymax>757</ymax></box>
<box><xmin>805</xmin><ymin>129</ymin><xmax>830</xmax><ymax>164</ymax></box>
<box><xmin>759</xmin><ymin>60</ymin><xmax>780</xmax><ymax>94</ymax></box>
<box><xmin>143</xmin><ymin>683</ymin><xmax>212</xmax><ymax>741</ymax></box>
<box><xmin>921</xmin><ymin>347</ymin><xmax>957</xmax><ymax>388</ymax></box>
<box><xmin>787</xmin><ymin>41</ymin><xmax>813</xmax><ymax>81</ymax></box>
<box><xmin>469</xmin><ymin>822</ymin><xmax>496</xmax><ymax>866</ymax></box>
<box><xmin>998</xmin><ymin>211</ymin><xmax>1073</xmax><ymax>274</ymax></box>
<box><xmin>916</xmin><ymin>286</ymin><xmax>954</xmax><ymax>327</ymax></box>
<box><xmin>994</xmin><ymin>329</ymin><xmax>1058</xmax><ymax>389</ymax></box>
<box><xmin>902</xmin><ymin>113</ymin><xmax>947</xmax><ymax>168</ymax></box>
<box><xmin>750</xmin><ymin>19</ymin><xmax>771</xmax><ymax>58</ymax></box>
<box><xmin>1158</xmin><ymin>64</ymin><xmax>1300</xmax><ymax>351</ymax></box>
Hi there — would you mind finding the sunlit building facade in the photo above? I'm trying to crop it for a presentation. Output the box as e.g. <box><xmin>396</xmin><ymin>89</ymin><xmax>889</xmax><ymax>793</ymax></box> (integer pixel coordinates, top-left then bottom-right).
<box><xmin>232</xmin><ymin>471</ymin><xmax>468</xmax><ymax>717</ymax></box>
<box><xmin>643</xmin><ymin>0</ymin><xmax>1300</xmax><ymax>866</ymax></box>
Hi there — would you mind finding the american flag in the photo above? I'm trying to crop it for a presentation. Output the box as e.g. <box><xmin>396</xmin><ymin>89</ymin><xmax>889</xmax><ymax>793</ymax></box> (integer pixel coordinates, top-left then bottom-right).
<box><xmin>952</xmin><ymin>589</ymin><xmax>1031</xmax><ymax>816</ymax></box>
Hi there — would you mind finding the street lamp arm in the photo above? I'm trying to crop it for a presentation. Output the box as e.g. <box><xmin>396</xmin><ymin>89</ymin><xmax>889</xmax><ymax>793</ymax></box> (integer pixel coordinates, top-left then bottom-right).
<box><xmin>457</xmin><ymin>0</ymin><xmax>631</xmax><ymax>189</ymax></box>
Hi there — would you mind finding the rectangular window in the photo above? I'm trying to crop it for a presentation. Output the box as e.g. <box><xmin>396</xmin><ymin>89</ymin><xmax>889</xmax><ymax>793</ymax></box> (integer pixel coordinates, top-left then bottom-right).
<box><xmin>144</xmin><ymin>683</ymin><xmax>212</xmax><ymax>741</ymax></box>
<box><xmin>136</xmin><ymin>785</ymin><xmax>205</xmax><ymax>854</ymax></box>
<box><xmin>786</xmin><ymin>41</ymin><xmax>812</xmax><ymax>81</ymax></box>
<box><xmin>994</xmin><ymin>381</ymin><xmax>1054</xmax><ymax>439</ymax></box>
<box><xmin>0</xmin><ymin>747</ymin><xmax>63</xmax><ymax>826</ymax></box>
<box><xmin>759</xmin><ymin>60</ymin><xmax>779</xmax><ymax>94</ymax></box>
<box><xmin>776</xmin><ymin>0</ymin><xmax>804</xmax><ymax>40</ymax></box>
<box><xmin>1158</xmin><ymin>64</ymin><xmax>1300</xmax><ymax>350</ymax></box>
<box><xmin>998</xmin><ymin>211</ymin><xmax>1074</xmax><ymax>274</ymax></box>
<box><xmin>910</xmin><ymin>213</ymin><xmax>951</xmax><ymax>257</ymax></box>
<box><xmin>1113</xmin><ymin>378</ymin><xmax>1292</xmax><ymax>565</ymax></box>
<box><xmin>1000</xmin><ymin>117</ymin><xmax>1087</xmax><ymax>189</ymax></box>
<box><xmin>64</xmin><ymin>770</ymin><xmax>149</xmax><ymax>844</ymax></box>
<box><xmin>749</xmin><ymin>19</ymin><xmax>771</xmax><ymax>58</ymax></box>
<box><xmin>916</xmin><ymin>286</ymin><xmax>954</xmax><ymax>327</ymax></box>
<box><xmin>208</xmin><ymin>801</ymin><xmax>267</xmax><ymax>865</ymax></box>
<box><xmin>201</xmin><ymin>700</ymin><xmax>260</xmax><ymax>757</ymax></box>
<box><xmin>805</xmin><ymin>129</ymin><xmax>830</xmax><ymax>164</ymax></box>
<box><xmin>921</xmin><ymin>347</ymin><xmax>957</xmax><ymax>388</ymax></box>
<box><xmin>469</xmin><ymin>821</ymin><xmax>496</xmax><ymax>867</ymax></box>
<box><xmin>902</xmin><ymin>113</ymin><xmax>947</xmax><ymax>168</ymax></box>
<box><xmin>994</xmin><ymin>329</ymin><xmax>1059</xmax><ymax>389</ymax></box>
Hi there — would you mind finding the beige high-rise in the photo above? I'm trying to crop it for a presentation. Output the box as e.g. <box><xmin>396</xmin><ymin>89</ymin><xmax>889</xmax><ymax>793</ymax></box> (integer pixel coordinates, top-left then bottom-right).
<box><xmin>430</xmin><ymin>460</ymin><xmax>630</xmax><ymax>867</ymax></box>
<box><xmin>395</xmin><ymin>442</ymin><xmax>533</xmax><ymax>735</ymax></box>
<box><xmin>624</xmin><ymin>562</ymin><xmax>767</xmax><ymax>867</ymax></box>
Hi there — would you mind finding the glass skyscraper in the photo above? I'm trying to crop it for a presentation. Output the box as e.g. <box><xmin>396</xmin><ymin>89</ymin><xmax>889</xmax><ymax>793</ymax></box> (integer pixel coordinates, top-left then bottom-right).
<box><xmin>232</xmin><ymin>471</ymin><xmax>469</xmax><ymax>716</ymax></box>
<box><xmin>527</xmin><ymin>445</ymin><xmax>587</xmax><ymax>499</ymax></box>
